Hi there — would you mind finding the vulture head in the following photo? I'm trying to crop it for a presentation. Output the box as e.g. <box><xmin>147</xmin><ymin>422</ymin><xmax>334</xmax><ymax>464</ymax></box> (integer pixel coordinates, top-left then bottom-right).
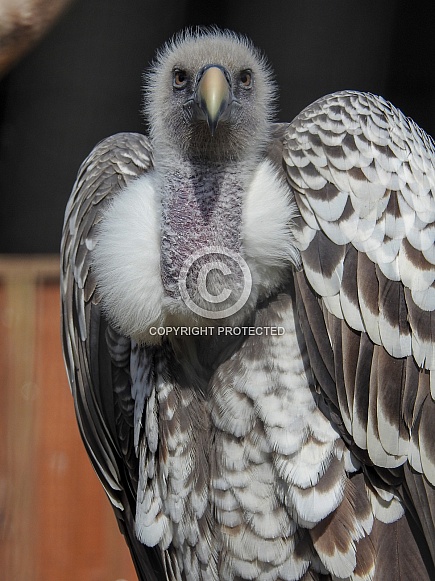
<box><xmin>145</xmin><ymin>30</ymin><xmax>276</xmax><ymax>162</ymax></box>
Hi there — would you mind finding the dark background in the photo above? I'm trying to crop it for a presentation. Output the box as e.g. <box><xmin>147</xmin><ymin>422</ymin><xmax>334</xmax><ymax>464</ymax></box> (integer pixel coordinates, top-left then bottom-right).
<box><xmin>0</xmin><ymin>0</ymin><xmax>433</xmax><ymax>253</ymax></box>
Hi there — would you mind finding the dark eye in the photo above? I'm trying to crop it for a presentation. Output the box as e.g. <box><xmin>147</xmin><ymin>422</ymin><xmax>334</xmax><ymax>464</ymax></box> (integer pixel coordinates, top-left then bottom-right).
<box><xmin>239</xmin><ymin>69</ymin><xmax>252</xmax><ymax>88</ymax></box>
<box><xmin>173</xmin><ymin>69</ymin><xmax>188</xmax><ymax>89</ymax></box>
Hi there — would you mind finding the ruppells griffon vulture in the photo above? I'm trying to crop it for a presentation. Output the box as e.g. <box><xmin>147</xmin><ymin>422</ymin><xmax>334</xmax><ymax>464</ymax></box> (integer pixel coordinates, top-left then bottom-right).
<box><xmin>61</xmin><ymin>29</ymin><xmax>435</xmax><ymax>580</ymax></box>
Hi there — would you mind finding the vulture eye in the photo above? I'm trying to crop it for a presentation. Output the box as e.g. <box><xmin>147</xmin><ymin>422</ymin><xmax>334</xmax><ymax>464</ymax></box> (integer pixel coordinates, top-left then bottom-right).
<box><xmin>239</xmin><ymin>70</ymin><xmax>252</xmax><ymax>89</ymax></box>
<box><xmin>173</xmin><ymin>69</ymin><xmax>188</xmax><ymax>89</ymax></box>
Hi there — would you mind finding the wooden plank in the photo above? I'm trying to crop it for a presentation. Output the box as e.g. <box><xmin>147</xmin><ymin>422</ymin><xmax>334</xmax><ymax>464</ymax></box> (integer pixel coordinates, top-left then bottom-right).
<box><xmin>0</xmin><ymin>256</ymin><xmax>137</xmax><ymax>580</ymax></box>
<box><xmin>0</xmin><ymin>264</ymin><xmax>38</xmax><ymax>579</ymax></box>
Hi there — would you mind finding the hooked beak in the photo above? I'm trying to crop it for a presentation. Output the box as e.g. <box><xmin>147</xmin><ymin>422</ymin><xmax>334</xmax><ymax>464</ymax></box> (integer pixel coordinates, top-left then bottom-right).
<box><xmin>195</xmin><ymin>66</ymin><xmax>232</xmax><ymax>136</ymax></box>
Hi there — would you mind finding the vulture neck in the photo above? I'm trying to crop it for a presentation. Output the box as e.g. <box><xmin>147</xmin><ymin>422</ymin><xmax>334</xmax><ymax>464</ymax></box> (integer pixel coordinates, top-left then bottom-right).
<box><xmin>158</xmin><ymin>153</ymin><xmax>254</xmax><ymax>303</ymax></box>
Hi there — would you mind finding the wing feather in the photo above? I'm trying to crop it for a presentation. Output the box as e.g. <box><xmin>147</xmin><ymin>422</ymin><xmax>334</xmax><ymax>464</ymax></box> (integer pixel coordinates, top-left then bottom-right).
<box><xmin>61</xmin><ymin>133</ymin><xmax>165</xmax><ymax>579</ymax></box>
<box><xmin>283</xmin><ymin>90</ymin><xmax>435</xmax><ymax>560</ymax></box>
<box><xmin>352</xmin><ymin>333</ymin><xmax>374</xmax><ymax>451</ymax></box>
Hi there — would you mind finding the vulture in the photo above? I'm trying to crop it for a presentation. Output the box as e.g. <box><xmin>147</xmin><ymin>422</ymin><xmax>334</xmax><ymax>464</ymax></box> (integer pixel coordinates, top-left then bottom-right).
<box><xmin>61</xmin><ymin>29</ymin><xmax>435</xmax><ymax>581</ymax></box>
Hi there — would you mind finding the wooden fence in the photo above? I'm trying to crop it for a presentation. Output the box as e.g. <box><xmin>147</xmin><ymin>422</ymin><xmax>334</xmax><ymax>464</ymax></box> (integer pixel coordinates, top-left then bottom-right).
<box><xmin>0</xmin><ymin>255</ymin><xmax>137</xmax><ymax>581</ymax></box>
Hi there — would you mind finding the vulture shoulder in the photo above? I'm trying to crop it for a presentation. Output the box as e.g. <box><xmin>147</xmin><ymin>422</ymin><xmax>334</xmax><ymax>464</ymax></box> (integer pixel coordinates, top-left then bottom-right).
<box><xmin>60</xmin><ymin>132</ymin><xmax>165</xmax><ymax>579</ymax></box>
<box><xmin>282</xmin><ymin>90</ymin><xmax>435</xmax><ymax>563</ymax></box>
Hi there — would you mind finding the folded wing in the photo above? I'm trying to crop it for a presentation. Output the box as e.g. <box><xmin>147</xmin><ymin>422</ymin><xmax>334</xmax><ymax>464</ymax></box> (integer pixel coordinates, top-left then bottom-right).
<box><xmin>60</xmin><ymin>133</ymin><xmax>164</xmax><ymax>579</ymax></box>
<box><xmin>282</xmin><ymin>90</ymin><xmax>435</xmax><ymax>560</ymax></box>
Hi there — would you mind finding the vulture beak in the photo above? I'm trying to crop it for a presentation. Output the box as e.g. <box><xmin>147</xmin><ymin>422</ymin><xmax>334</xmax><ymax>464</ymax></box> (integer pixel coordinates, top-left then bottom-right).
<box><xmin>195</xmin><ymin>65</ymin><xmax>232</xmax><ymax>135</ymax></box>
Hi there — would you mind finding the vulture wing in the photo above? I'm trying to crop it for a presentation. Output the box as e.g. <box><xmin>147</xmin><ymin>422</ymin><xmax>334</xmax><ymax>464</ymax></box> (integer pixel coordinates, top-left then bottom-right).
<box><xmin>60</xmin><ymin>132</ymin><xmax>165</xmax><ymax>579</ymax></box>
<box><xmin>282</xmin><ymin>90</ymin><xmax>435</xmax><ymax>564</ymax></box>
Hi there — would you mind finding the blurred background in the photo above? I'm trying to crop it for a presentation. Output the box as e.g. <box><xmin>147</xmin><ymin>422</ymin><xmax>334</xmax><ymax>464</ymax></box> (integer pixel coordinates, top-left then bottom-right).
<box><xmin>0</xmin><ymin>1</ymin><xmax>433</xmax><ymax>579</ymax></box>
<box><xmin>1</xmin><ymin>0</ymin><xmax>434</xmax><ymax>254</ymax></box>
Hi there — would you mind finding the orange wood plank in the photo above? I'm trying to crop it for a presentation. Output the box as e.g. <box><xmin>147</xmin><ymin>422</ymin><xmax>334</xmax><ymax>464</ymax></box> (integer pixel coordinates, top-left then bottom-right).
<box><xmin>0</xmin><ymin>268</ymin><xmax>38</xmax><ymax>579</ymax></box>
<box><xmin>0</xmin><ymin>256</ymin><xmax>137</xmax><ymax>581</ymax></box>
<box><xmin>34</xmin><ymin>281</ymin><xmax>137</xmax><ymax>581</ymax></box>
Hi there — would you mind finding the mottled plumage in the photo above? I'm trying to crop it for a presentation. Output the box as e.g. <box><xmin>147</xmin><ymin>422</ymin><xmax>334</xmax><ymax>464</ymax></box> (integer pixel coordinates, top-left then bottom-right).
<box><xmin>61</xmin><ymin>29</ymin><xmax>435</xmax><ymax>580</ymax></box>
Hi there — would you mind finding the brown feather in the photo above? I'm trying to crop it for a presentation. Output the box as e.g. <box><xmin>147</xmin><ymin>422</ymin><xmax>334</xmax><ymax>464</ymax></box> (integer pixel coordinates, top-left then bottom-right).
<box><xmin>357</xmin><ymin>252</ymin><xmax>380</xmax><ymax>343</ymax></box>
<box><xmin>324</xmin><ymin>313</ymin><xmax>351</xmax><ymax>431</ymax></box>
<box><xmin>351</xmin><ymin>333</ymin><xmax>374</xmax><ymax>450</ymax></box>
<box><xmin>311</xmin><ymin>476</ymin><xmax>374</xmax><ymax>579</ymax></box>
<box><xmin>302</xmin><ymin>230</ymin><xmax>346</xmax><ymax>293</ymax></box>
<box><xmin>403</xmin><ymin>465</ymin><xmax>435</xmax><ymax>567</ymax></box>
<box><xmin>294</xmin><ymin>271</ymin><xmax>338</xmax><ymax>408</ymax></box>
<box><xmin>402</xmin><ymin>357</ymin><xmax>421</xmax><ymax>429</ymax></box>
<box><xmin>372</xmin><ymin>516</ymin><xmax>431</xmax><ymax>580</ymax></box>
<box><xmin>376</xmin><ymin>348</ymin><xmax>408</xmax><ymax>456</ymax></box>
